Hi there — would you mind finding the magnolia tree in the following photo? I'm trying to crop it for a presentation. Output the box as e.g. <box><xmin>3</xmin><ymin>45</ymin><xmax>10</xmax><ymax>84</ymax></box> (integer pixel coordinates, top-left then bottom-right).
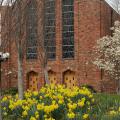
<box><xmin>94</xmin><ymin>21</ymin><xmax>120</xmax><ymax>93</ymax></box>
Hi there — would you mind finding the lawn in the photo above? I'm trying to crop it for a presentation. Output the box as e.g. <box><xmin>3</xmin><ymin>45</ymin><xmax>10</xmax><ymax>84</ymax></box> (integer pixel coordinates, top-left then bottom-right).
<box><xmin>93</xmin><ymin>93</ymin><xmax>120</xmax><ymax>120</ymax></box>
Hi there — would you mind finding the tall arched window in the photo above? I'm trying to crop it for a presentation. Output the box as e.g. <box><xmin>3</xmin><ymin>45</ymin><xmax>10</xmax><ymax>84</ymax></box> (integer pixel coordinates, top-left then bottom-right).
<box><xmin>26</xmin><ymin>0</ymin><xmax>37</xmax><ymax>59</ymax></box>
<box><xmin>44</xmin><ymin>0</ymin><xmax>56</xmax><ymax>60</ymax></box>
<box><xmin>62</xmin><ymin>0</ymin><xmax>74</xmax><ymax>58</ymax></box>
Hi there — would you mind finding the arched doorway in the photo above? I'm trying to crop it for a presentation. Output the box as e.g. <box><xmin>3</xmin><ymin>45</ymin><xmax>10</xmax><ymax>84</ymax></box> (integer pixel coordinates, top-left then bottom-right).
<box><xmin>63</xmin><ymin>70</ymin><xmax>77</xmax><ymax>89</ymax></box>
<box><xmin>27</xmin><ymin>71</ymin><xmax>38</xmax><ymax>91</ymax></box>
<box><xmin>48</xmin><ymin>70</ymin><xmax>57</xmax><ymax>85</ymax></box>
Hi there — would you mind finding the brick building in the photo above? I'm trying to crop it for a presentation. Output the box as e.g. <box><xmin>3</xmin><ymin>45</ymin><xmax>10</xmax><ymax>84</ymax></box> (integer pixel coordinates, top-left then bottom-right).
<box><xmin>1</xmin><ymin>0</ymin><xmax>120</xmax><ymax>92</ymax></box>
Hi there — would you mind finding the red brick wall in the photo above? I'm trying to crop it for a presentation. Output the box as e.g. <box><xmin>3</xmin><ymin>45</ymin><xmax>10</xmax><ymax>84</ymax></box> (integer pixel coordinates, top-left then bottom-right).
<box><xmin>0</xmin><ymin>6</ymin><xmax>11</xmax><ymax>89</ymax></box>
<box><xmin>1</xmin><ymin>0</ymin><xmax>120</xmax><ymax>92</ymax></box>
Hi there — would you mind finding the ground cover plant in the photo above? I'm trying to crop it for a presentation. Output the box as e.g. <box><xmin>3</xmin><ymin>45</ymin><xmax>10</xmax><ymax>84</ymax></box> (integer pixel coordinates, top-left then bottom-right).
<box><xmin>1</xmin><ymin>84</ymin><xmax>95</xmax><ymax>120</ymax></box>
<box><xmin>2</xmin><ymin>85</ymin><xmax>120</xmax><ymax>120</ymax></box>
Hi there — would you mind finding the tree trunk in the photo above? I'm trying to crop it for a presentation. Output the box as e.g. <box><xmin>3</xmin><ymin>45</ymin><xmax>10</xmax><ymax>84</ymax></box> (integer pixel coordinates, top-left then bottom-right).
<box><xmin>0</xmin><ymin>93</ymin><xmax>2</xmax><ymax>120</ymax></box>
<box><xmin>117</xmin><ymin>79</ymin><xmax>120</xmax><ymax>94</ymax></box>
<box><xmin>18</xmin><ymin>54</ymin><xmax>24</xmax><ymax>99</ymax></box>
<box><xmin>0</xmin><ymin>104</ymin><xmax>2</xmax><ymax>120</ymax></box>
<box><xmin>0</xmin><ymin>61</ymin><xmax>2</xmax><ymax>120</ymax></box>
<box><xmin>44</xmin><ymin>68</ymin><xmax>50</xmax><ymax>85</ymax></box>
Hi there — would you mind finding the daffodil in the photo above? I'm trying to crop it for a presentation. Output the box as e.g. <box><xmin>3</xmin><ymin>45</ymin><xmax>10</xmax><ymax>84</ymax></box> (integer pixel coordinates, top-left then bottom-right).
<box><xmin>78</xmin><ymin>101</ymin><xmax>85</xmax><ymax>107</ymax></box>
<box><xmin>67</xmin><ymin>112</ymin><xmax>75</xmax><ymax>119</ymax></box>
<box><xmin>2</xmin><ymin>96</ymin><xmax>7</xmax><ymax>102</ymax></box>
<box><xmin>58</xmin><ymin>100</ymin><xmax>64</xmax><ymax>104</ymax></box>
<box><xmin>30</xmin><ymin>116</ymin><xmax>37</xmax><ymax>120</ymax></box>
<box><xmin>37</xmin><ymin>104</ymin><xmax>44</xmax><ymax>111</ymax></box>
<box><xmin>24</xmin><ymin>106</ymin><xmax>30</xmax><ymax>111</ymax></box>
<box><xmin>22</xmin><ymin>110</ymin><xmax>28</xmax><ymax>117</ymax></box>
<box><xmin>119</xmin><ymin>107</ymin><xmax>120</xmax><ymax>112</ymax></box>
<box><xmin>3</xmin><ymin>107</ymin><xmax>6</xmax><ymax>110</ymax></box>
<box><xmin>83</xmin><ymin>114</ymin><xmax>89</xmax><ymax>119</ymax></box>
<box><xmin>3</xmin><ymin>112</ymin><xmax>7</xmax><ymax>116</ymax></box>
<box><xmin>33</xmin><ymin>91</ymin><xmax>38</xmax><ymax>96</ymax></box>
<box><xmin>109</xmin><ymin>110</ymin><xmax>117</xmax><ymax>115</ymax></box>
<box><xmin>67</xmin><ymin>103</ymin><xmax>77</xmax><ymax>110</ymax></box>
<box><xmin>35</xmin><ymin>111</ymin><xmax>39</xmax><ymax>118</ymax></box>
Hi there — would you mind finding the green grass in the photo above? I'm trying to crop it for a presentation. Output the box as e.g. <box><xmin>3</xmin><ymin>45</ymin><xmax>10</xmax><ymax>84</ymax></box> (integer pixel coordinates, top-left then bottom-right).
<box><xmin>94</xmin><ymin>93</ymin><xmax>120</xmax><ymax>120</ymax></box>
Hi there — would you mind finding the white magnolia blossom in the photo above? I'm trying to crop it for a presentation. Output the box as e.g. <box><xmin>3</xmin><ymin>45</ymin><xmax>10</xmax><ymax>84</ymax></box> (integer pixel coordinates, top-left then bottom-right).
<box><xmin>94</xmin><ymin>21</ymin><xmax>120</xmax><ymax>81</ymax></box>
<box><xmin>0</xmin><ymin>0</ymin><xmax>16</xmax><ymax>6</ymax></box>
<box><xmin>105</xmin><ymin>0</ymin><xmax>120</xmax><ymax>14</ymax></box>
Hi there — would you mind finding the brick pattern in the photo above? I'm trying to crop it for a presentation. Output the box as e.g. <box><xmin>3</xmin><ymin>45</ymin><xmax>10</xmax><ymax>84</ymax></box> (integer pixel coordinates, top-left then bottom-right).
<box><xmin>1</xmin><ymin>0</ymin><xmax>120</xmax><ymax>92</ymax></box>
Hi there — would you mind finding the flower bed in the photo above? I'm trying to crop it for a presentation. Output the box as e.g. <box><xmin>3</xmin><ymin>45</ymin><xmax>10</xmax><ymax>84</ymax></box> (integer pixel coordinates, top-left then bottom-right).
<box><xmin>1</xmin><ymin>85</ymin><xmax>95</xmax><ymax>120</ymax></box>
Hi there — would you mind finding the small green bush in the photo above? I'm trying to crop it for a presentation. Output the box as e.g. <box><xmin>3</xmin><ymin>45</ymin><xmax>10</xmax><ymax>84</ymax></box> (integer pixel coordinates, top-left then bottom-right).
<box><xmin>81</xmin><ymin>84</ymin><xmax>97</xmax><ymax>93</ymax></box>
<box><xmin>2</xmin><ymin>87</ymin><xmax>18</xmax><ymax>95</ymax></box>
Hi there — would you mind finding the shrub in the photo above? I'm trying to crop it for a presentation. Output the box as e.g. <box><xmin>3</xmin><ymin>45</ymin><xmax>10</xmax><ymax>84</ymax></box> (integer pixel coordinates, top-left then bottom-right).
<box><xmin>81</xmin><ymin>84</ymin><xmax>97</xmax><ymax>93</ymax></box>
<box><xmin>2</xmin><ymin>87</ymin><xmax>18</xmax><ymax>95</ymax></box>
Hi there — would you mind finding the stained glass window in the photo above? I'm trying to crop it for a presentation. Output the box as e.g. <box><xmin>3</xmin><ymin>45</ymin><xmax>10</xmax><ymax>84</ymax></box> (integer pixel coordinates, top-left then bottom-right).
<box><xmin>62</xmin><ymin>0</ymin><xmax>74</xmax><ymax>58</ymax></box>
<box><xmin>44</xmin><ymin>0</ymin><xmax>56</xmax><ymax>60</ymax></box>
<box><xmin>26</xmin><ymin>0</ymin><xmax>37</xmax><ymax>59</ymax></box>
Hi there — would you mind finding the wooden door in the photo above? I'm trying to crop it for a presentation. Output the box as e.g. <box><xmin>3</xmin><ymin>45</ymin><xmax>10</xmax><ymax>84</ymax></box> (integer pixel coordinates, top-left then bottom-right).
<box><xmin>64</xmin><ymin>71</ymin><xmax>77</xmax><ymax>89</ymax></box>
<box><xmin>48</xmin><ymin>71</ymin><xmax>57</xmax><ymax>85</ymax></box>
<box><xmin>28</xmin><ymin>72</ymin><xmax>38</xmax><ymax>91</ymax></box>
